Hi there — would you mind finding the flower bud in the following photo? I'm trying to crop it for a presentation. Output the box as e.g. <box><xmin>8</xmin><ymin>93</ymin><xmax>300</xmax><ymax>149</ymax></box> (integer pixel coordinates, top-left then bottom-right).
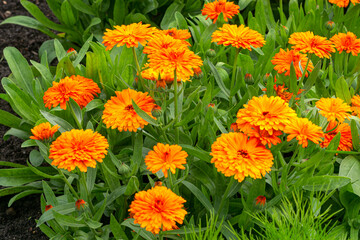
<box><xmin>244</xmin><ymin>73</ymin><xmax>254</xmax><ymax>84</ymax></box>
<box><xmin>206</xmin><ymin>49</ymin><xmax>216</xmax><ymax>58</ymax></box>
<box><xmin>151</xmin><ymin>105</ymin><xmax>162</xmax><ymax>117</ymax></box>
<box><xmin>67</xmin><ymin>48</ymin><xmax>77</xmax><ymax>61</ymax></box>
<box><xmin>325</xmin><ymin>21</ymin><xmax>335</xmax><ymax>31</ymax></box>
<box><xmin>118</xmin><ymin>162</ymin><xmax>131</xmax><ymax>177</ymax></box>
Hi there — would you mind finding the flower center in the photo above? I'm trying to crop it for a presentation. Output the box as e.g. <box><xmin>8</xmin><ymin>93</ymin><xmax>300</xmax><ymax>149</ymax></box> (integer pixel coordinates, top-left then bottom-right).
<box><xmin>262</xmin><ymin>111</ymin><xmax>269</xmax><ymax>116</ymax></box>
<box><xmin>237</xmin><ymin>150</ymin><xmax>248</xmax><ymax>158</ymax></box>
<box><xmin>154</xmin><ymin>199</ymin><xmax>164</xmax><ymax>213</ymax></box>
<box><xmin>124</xmin><ymin>105</ymin><xmax>134</xmax><ymax>111</ymax></box>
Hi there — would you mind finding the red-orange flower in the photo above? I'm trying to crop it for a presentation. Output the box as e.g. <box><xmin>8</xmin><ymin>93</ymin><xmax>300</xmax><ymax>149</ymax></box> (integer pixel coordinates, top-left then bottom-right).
<box><xmin>284</xmin><ymin>118</ymin><xmax>324</xmax><ymax>148</ymax></box>
<box><xmin>129</xmin><ymin>186</ymin><xmax>187</xmax><ymax>234</ymax></box>
<box><xmin>102</xmin><ymin>89</ymin><xmax>156</xmax><ymax>132</ymax></box>
<box><xmin>75</xmin><ymin>199</ymin><xmax>86</xmax><ymax>210</ymax></box>
<box><xmin>30</xmin><ymin>122</ymin><xmax>59</xmax><ymax>140</ymax></box>
<box><xmin>321</xmin><ymin>122</ymin><xmax>353</xmax><ymax>152</ymax></box>
<box><xmin>148</xmin><ymin>47</ymin><xmax>203</xmax><ymax>82</ymax></box>
<box><xmin>271</xmin><ymin>48</ymin><xmax>314</xmax><ymax>78</ymax></box>
<box><xmin>240</xmin><ymin>124</ymin><xmax>283</xmax><ymax>148</ymax></box>
<box><xmin>102</xmin><ymin>22</ymin><xmax>157</xmax><ymax>50</ymax></box>
<box><xmin>351</xmin><ymin>95</ymin><xmax>360</xmax><ymax>117</ymax></box>
<box><xmin>263</xmin><ymin>84</ymin><xmax>305</xmax><ymax>103</ymax></box>
<box><xmin>255</xmin><ymin>196</ymin><xmax>266</xmax><ymax>206</ymax></box>
<box><xmin>316</xmin><ymin>97</ymin><xmax>351</xmax><ymax>123</ymax></box>
<box><xmin>288</xmin><ymin>31</ymin><xmax>335</xmax><ymax>58</ymax></box>
<box><xmin>330</xmin><ymin>32</ymin><xmax>360</xmax><ymax>56</ymax></box>
<box><xmin>67</xmin><ymin>48</ymin><xmax>76</xmax><ymax>53</ymax></box>
<box><xmin>145</xmin><ymin>143</ymin><xmax>187</xmax><ymax>178</ymax></box>
<box><xmin>43</xmin><ymin>75</ymin><xmax>100</xmax><ymax>110</ymax></box>
<box><xmin>201</xmin><ymin>0</ymin><xmax>240</xmax><ymax>23</ymax></box>
<box><xmin>211</xmin><ymin>24</ymin><xmax>265</xmax><ymax>50</ymax></box>
<box><xmin>49</xmin><ymin>129</ymin><xmax>109</xmax><ymax>172</ymax></box>
<box><xmin>45</xmin><ymin>205</ymin><xmax>53</xmax><ymax>211</ymax></box>
<box><xmin>236</xmin><ymin>95</ymin><xmax>297</xmax><ymax>135</ymax></box>
<box><xmin>210</xmin><ymin>132</ymin><xmax>274</xmax><ymax>182</ymax></box>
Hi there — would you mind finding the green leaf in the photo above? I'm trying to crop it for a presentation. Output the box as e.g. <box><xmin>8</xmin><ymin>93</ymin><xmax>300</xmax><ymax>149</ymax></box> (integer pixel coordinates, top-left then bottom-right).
<box><xmin>125</xmin><ymin>176</ymin><xmax>139</xmax><ymax>196</ymax></box>
<box><xmin>335</xmin><ymin>76</ymin><xmax>351</xmax><ymax>104</ymax></box>
<box><xmin>54</xmin><ymin>38</ymin><xmax>66</xmax><ymax>61</ymax></box>
<box><xmin>30</xmin><ymin>60</ymin><xmax>53</xmax><ymax>88</ymax></box>
<box><xmin>303</xmin><ymin>176</ymin><xmax>351</xmax><ymax>191</ymax></box>
<box><xmin>351</xmin><ymin>119</ymin><xmax>360</xmax><ymax>151</ymax></box>
<box><xmin>160</xmin><ymin>2</ymin><xmax>185</xmax><ymax>29</ymax></box>
<box><xmin>121</xmin><ymin>218</ymin><xmax>154</xmax><ymax>240</ymax></box>
<box><xmin>61</xmin><ymin>0</ymin><xmax>76</xmax><ymax>26</ymax></box>
<box><xmin>0</xmin><ymin>16</ymin><xmax>58</xmax><ymax>38</ymax></box>
<box><xmin>0</xmin><ymin>161</ymin><xmax>26</xmax><ymax>168</ymax></box>
<box><xmin>53</xmin><ymin>210</ymin><xmax>86</xmax><ymax>227</ymax></box>
<box><xmin>8</xmin><ymin>189</ymin><xmax>43</xmax><ymax>207</ymax></box>
<box><xmin>208</xmin><ymin>60</ymin><xmax>230</xmax><ymax>99</ymax></box>
<box><xmin>73</xmin><ymin>35</ymin><xmax>92</xmax><ymax>67</ymax></box>
<box><xmin>0</xmin><ymin>109</ymin><xmax>31</xmax><ymax>131</ymax></box>
<box><xmin>113</xmin><ymin>0</ymin><xmax>126</xmax><ymax>24</ymax></box>
<box><xmin>85</xmin><ymin>217</ymin><xmax>103</xmax><ymax>229</ymax></box>
<box><xmin>40</xmin><ymin>110</ymin><xmax>74</xmax><ymax>132</ymax></box>
<box><xmin>29</xmin><ymin>149</ymin><xmax>44</xmax><ymax>167</ymax></box>
<box><xmin>36</xmin><ymin>220</ymin><xmax>56</xmax><ymax>238</ymax></box>
<box><xmin>37</xmin><ymin>203</ymin><xmax>76</xmax><ymax>226</ymax></box>
<box><xmin>339</xmin><ymin>156</ymin><xmax>360</xmax><ymax>197</ymax></box>
<box><xmin>182</xmin><ymin>180</ymin><xmax>214</xmax><ymax>212</ymax></box>
<box><xmin>68</xmin><ymin>0</ymin><xmax>95</xmax><ymax>15</ymax></box>
<box><xmin>303</xmin><ymin>62</ymin><xmax>321</xmax><ymax>94</ymax></box>
<box><xmin>0</xmin><ymin>186</ymin><xmax>37</xmax><ymax>197</ymax></box>
<box><xmin>179</xmin><ymin>144</ymin><xmax>211</xmax><ymax>162</ymax></box>
<box><xmin>175</xmin><ymin>11</ymin><xmax>188</xmax><ymax>29</ymax></box>
<box><xmin>110</xmin><ymin>214</ymin><xmax>129</xmax><ymax>240</ymax></box>
<box><xmin>42</xmin><ymin>181</ymin><xmax>58</xmax><ymax>206</ymax></box>
<box><xmin>132</xmin><ymin>100</ymin><xmax>159</xmax><ymax>126</ymax></box>
<box><xmin>0</xmin><ymin>168</ymin><xmax>46</xmax><ymax>187</ymax></box>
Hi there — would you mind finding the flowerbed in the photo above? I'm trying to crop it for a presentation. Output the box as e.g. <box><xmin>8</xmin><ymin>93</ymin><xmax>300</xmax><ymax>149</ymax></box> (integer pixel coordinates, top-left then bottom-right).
<box><xmin>1</xmin><ymin>0</ymin><xmax>360</xmax><ymax>239</ymax></box>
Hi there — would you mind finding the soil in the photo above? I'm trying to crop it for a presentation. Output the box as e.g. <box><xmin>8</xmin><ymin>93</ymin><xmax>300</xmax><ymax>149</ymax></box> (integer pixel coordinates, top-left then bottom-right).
<box><xmin>0</xmin><ymin>0</ymin><xmax>56</xmax><ymax>239</ymax></box>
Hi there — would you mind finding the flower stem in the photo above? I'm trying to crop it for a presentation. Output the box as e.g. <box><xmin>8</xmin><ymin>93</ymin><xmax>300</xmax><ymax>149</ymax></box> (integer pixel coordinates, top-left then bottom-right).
<box><xmin>132</xmin><ymin>47</ymin><xmax>145</xmax><ymax>91</ymax></box>
<box><xmin>217</xmin><ymin>177</ymin><xmax>235</xmax><ymax>214</ymax></box>
<box><xmin>58</xmin><ymin>169</ymin><xmax>80</xmax><ymax>199</ymax></box>
<box><xmin>173</xmin><ymin>70</ymin><xmax>179</xmax><ymax>144</ymax></box>
<box><xmin>230</xmin><ymin>48</ymin><xmax>241</xmax><ymax>102</ymax></box>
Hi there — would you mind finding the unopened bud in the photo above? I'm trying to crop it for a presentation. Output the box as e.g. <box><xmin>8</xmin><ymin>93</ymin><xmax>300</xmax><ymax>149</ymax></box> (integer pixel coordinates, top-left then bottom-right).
<box><xmin>325</xmin><ymin>21</ymin><xmax>335</xmax><ymax>31</ymax></box>
<box><xmin>244</xmin><ymin>73</ymin><xmax>253</xmax><ymax>84</ymax></box>
<box><xmin>193</xmin><ymin>67</ymin><xmax>203</xmax><ymax>79</ymax></box>
<box><xmin>151</xmin><ymin>105</ymin><xmax>162</xmax><ymax>117</ymax></box>
<box><xmin>206</xmin><ymin>49</ymin><xmax>216</xmax><ymax>58</ymax></box>
<box><xmin>118</xmin><ymin>162</ymin><xmax>131</xmax><ymax>177</ymax></box>
<box><xmin>67</xmin><ymin>48</ymin><xmax>77</xmax><ymax>61</ymax></box>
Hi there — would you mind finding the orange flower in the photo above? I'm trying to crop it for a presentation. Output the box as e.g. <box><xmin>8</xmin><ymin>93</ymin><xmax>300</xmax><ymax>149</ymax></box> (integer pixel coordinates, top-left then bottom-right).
<box><xmin>210</xmin><ymin>132</ymin><xmax>274</xmax><ymax>182</ymax></box>
<box><xmin>49</xmin><ymin>129</ymin><xmax>109</xmax><ymax>172</ymax></box>
<box><xmin>201</xmin><ymin>0</ymin><xmax>240</xmax><ymax>23</ymax></box>
<box><xmin>30</xmin><ymin>122</ymin><xmax>59</xmax><ymax>140</ymax></box>
<box><xmin>230</xmin><ymin>123</ymin><xmax>239</xmax><ymax>132</ymax></box>
<box><xmin>316</xmin><ymin>98</ymin><xmax>351</xmax><ymax>123</ymax></box>
<box><xmin>330</xmin><ymin>32</ymin><xmax>360</xmax><ymax>56</ymax></box>
<box><xmin>145</xmin><ymin>143</ymin><xmax>187</xmax><ymax>178</ymax></box>
<box><xmin>288</xmin><ymin>31</ymin><xmax>335</xmax><ymax>58</ymax></box>
<box><xmin>141</xmin><ymin>63</ymin><xmax>175</xmax><ymax>88</ymax></box>
<box><xmin>45</xmin><ymin>205</ymin><xmax>53</xmax><ymax>211</ymax></box>
<box><xmin>351</xmin><ymin>95</ymin><xmax>360</xmax><ymax>117</ymax></box>
<box><xmin>255</xmin><ymin>195</ymin><xmax>266</xmax><ymax>206</ymax></box>
<box><xmin>128</xmin><ymin>186</ymin><xmax>187</xmax><ymax>234</ymax></box>
<box><xmin>162</xmin><ymin>28</ymin><xmax>191</xmax><ymax>41</ymax></box>
<box><xmin>148</xmin><ymin>47</ymin><xmax>203</xmax><ymax>82</ymax></box>
<box><xmin>75</xmin><ymin>199</ymin><xmax>86</xmax><ymax>210</ymax></box>
<box><xmin>43</xmin><ymin>75</ymin><xmax>100</xmax><ymax>110</ymax></box>
<box><xmin>67</xmin><ymin>48</ymin><xmax>76</xmax><ymax>54</ymax></box>
<box><xmin>329</xmin><ymin>0</ymin><xmax>360</xmax><ymax>7</ymax></box>
<box><xmin>211</xmin><ymin>24</ymin><xmax>265</xmax><ymax>50</ymax></box>
<box><xmin>102</xmin><ymin>88</ymin><xmax>156</xmax><ymax>132</ymax></box>
<box><xmin>271</xmin><ymin>48</ymin><xmax>314</xmax><ymax>78</ymax></box>
<box><xmin>143</xmin><ymin>34</ymin><xmax>188</xmax><ymax>55</ymax></box>
<box><xmin>284</xmin><ymin>118</ymin><xmax>324</xmax><ymax>148</ymax></box>
<box><xmin>236</xmin><ymin>95</ymin><xmax>297</xmax><ymax>135</ymax></box>
<box><xmin>321</xmin><ymin>122</ymin><xmax>353</xmax><ymax>151</ymax></box>
<box><xmin>102</xmin><ymin>22</ymin><xmax>157</xmax><ymax>50</ymax></box>
<box><xmin>240</xmin><ymin>124</ymin><xmax>283</xmax><ymax>148</ymax></box>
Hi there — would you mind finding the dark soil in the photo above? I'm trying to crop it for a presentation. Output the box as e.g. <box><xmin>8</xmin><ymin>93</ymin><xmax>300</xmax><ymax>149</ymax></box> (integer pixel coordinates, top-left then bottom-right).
<box><xmin>0</xmin><ymin>0</ymin><xmax>56</xmax><ymax>239</ymax></box>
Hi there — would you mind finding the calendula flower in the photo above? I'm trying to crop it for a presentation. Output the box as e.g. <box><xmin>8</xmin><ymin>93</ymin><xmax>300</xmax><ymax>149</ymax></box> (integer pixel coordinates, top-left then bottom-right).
<box><xmin>30</xmin><ymin>122</ymin><xmax>59</xmax><ymax>140</ymax></box>
<box><xmin>148</xmin><ymin>47</ymin><xmax>203</xmax><ymax>82</ymax></box>
<box><xmin>49</xmin><ymin>129</ymin><xmax>109</xmax><ymax>172</ymax></box>
<box><xmin>271</xmin><ymin>48</ymin><xmax>314</xmax><ymax>78</ymax></box>
<box><xmin>201</xmin><ymin>0</ymin><xmax>240</xmax><ymax>23</ymax></box>
<box><xmin>75</xmin><ymin>199</ymin><xmax>86</xmax><ymax>210</ymax></box>
<box><xmin>145</xmin><ymin>143</ymin><xmax>187</xmax><ymax>178</ymax></box>
<box><xmin>43</xmin><ymin>75</ymin><xmax>100</xmax><ymax>110</ymax></box>
<box><xmin>102</xmin><ymin>88</ymin><xmax>156</xmax><ymax>132</ymax></box>
<box><xmin>288</xmin><ymin>31</ymin><xmax>335</xmax><ymax>58</ymax></box>
<box><xmin>162</xmin><ymin>28</ymin><xmax>192</xmax><ymax>41</ymax></box>
<box><xmin>129</xmin><ymin>186</ymin><xmax>187</xmax><ymax>234</ymax></box>
<box><xmin>102</xmin><ymin>22</ymin><xmax>157</xmax><ymax>50</ymax></box>
<box><xmin>230</xmin><ymin>123</ymin><xmax>239</xmax><ymax>132</ymax></box>
<box><xmin>143</xmin><ymin>34</ymin><xmax>188</xmax><ymax>55</ymax></box>
<box><xmin>211</xmin><ymin>24</ymin><xmax>265</xmax><ymax>50</ymax></box>
<box><xmin>321</xmin><ymin>122</ymin><xmax>353</xmax><ymax>151</ymax></box>
<box><xmin>262</xmin><ymin>84</ymin><xmax>304</xmax><ymax>103</ymax></box>
<box><xmin>240</xmin><ymin>124</ymin><xmax>283</xmax><ymax>148</ymax></box>
<box><xmin>45</xmin><ymin>205</ymin><xmax>53</xmax><ymax>211</ymax></box>
<box><xmin>284</xmin><ymin>118</ymin><xmax>324</xmax><ymax>148</ymax></box>
<box><xmin>255</xmin><ymin>196</ymin><xmax>266</xmax><ymax>206</ymax></box>
<box><xmin>141</xmin><ymin>63</ymin><xmax>175</xmax><ymax>88</ymax></box>
<box><xmin>316</xmin><ymin>97</ymin><xmax>351</xmax><ymax>123</ymax></box>
<box><xmin>329</xmin><ymin>0</ymin><xmax>360</xmax><ymax>7</ymax></box>
<box><xmin>236</xmin><ymin>95</ymin><xmax>297</xmax><ymax>135</ymax></box>
<box><xmin>351</xmin><ymin>95</ymin><xmax>360</xmax><ymax>117</ymax></box>
<box><xmin>210</xmin><ymin>132</ymin><xmax>274</xmax><ymax>182</ymax></box>
<box><xmin>330</xmin><ymin>32</ymin><xmax>360</xmax><ymax>56</ymax></box>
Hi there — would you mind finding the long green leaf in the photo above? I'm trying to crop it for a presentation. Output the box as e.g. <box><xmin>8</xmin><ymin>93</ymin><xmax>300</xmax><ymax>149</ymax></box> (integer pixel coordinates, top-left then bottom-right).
<box><xmin>182</xmin><ymin>180</ymin><xmax>214</xmax><ymax>212</ymax></box>
<box><xmin>132</xmin><ymin>99</ymin><xmax>159</xmax><ymax>126</ymax></box>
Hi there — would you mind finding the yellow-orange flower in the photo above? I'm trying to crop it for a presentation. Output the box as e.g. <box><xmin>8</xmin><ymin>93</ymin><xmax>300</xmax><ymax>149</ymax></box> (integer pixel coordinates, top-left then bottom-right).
<box><xmin>143</xmin><ymin>34</ymin><xmax>188</xmax><ymax>55</ymax></box>
<box><xmin>329</xmin><ymin>0</ymin><xmax>360</xmax><ymax>7</ymax></box>
<box><xmin>102</xmin><ymin>89</ymin><xmax>156</xmax><ymax>132</ymax></box>
<box><xmin>330</xmin><ymin>32</ymin><xmax>360</xmax><ymax>56</ymax></box>
<box><xmin>102</xmin><ymin>22</ymin><xmax>157</xmax><ymax>50</ymax></box>
<box><xmin>49</xmin><ymin>129</ymin><xmax>108</xmax><ymax>172</ymax></box>
<box><xmin>316</xmin><ymin>97</ymin><xmax>351</xmax><ymax>123</ymax></box>
<box><xmin>201</xmin><ymin>0</ymin><xmax>240</xmax><ymax>23</ymax></box>
<box><xmin>210</xmin><ymin>132</ymin><xmax>274</xmax><ymax>182</ymax></box>
<box><xmin>129</xmin><ymin>186</ymin><xmax>187</xmax><ymax>234</ymax></box>
<box><xmin>43</xmin><ymin>75</ymin><xmax>100</xmax><ymax>110</ymax></box>
<box><xmin>145</xmin><ymin>143</ymin><xmax>187</xmax><ymax>178</ymax></box>
<box><xmin>141</xmin><ymin>64</ymin><xmax>174</xmax><ymax>88</ymax></box>
<box><xmin>211</xmin><ymin>24</ymin><xmax>265</xmax><ymax>50</ymax></box>
<box><xmin>162</xmin><ymin>28</ymin><xmax>191</xmax><ymax>41</ymax></box>
<box><xmin>148</xmin><ymin>47</ymin><xmax>203</xmax><ymax>82</ymax></box>
<box><xmin>30</xmin><ymin>122</ymin><xmax>59</xmax><ymax>140</ymax></box>
<box><xmin>288</xmin><ymin>31</ymin><xmax>335</xmax><ymax>58</ymax></box>
<box><xmin>271</xmin><ymin>48</ymin><xmax>314</xmax><ymax>78</ymax></box>
<box><xmin>236</xmin><ymin>95</ymin><xmax>297</xmax><ymax>135</ymax></box>
<box><xmin>284</xmin><ymin>118</ymin><xmax>324</xmax><ymax>148</ymax></box>
<box><xmin>351</xmin><ymin>95</ymin><xmax>360</xmax><ymax>117</ymax></box>
<box><xmin>239</xmin><ymin>123</ymin><xmax>282</xmax><ymax>148</ymax></box>
<box><xmin>321</xmin><ymin>122</ymin><xmax>353</xmax><ymax>151</ymax></box>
